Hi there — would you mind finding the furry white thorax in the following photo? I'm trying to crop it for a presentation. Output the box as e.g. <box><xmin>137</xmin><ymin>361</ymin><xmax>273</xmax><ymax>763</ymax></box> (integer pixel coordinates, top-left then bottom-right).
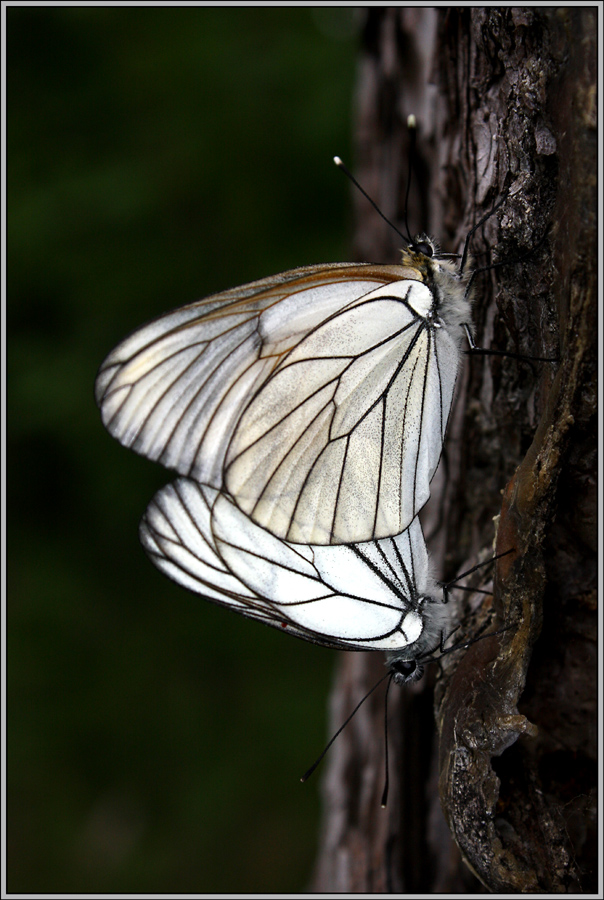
<box><xmin>431</xmin><ymin>257</ymin><xmax>474</xmax><ymax>332</ymax></box>
<box><xmin>400</xmin><ymin>238</ymin><xmax>475</xmax><ymax>340</ymax></box>
<box><xmin>383</xmin><ymin>561</ymin><xmax>452</xmax><ymax>670</ymax></box>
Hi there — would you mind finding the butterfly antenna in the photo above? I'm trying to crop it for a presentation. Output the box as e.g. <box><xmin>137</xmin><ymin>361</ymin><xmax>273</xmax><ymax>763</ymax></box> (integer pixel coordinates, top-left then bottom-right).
<box><xmin>380</xmin><ymin>673</ymin><xmax>395</xmax><ymax>808</ymax></box>
<box><xmin>300</xmin><ymin>670</ymin><xmax>391</xmax><ymax>784</ymax></box>
<box><xmin>402</xmin><ymin>114</ymin><xmax>417</xmax><ymax>245</ymax></box>
<box><xmin>333</xmin><ymin>156</ymin><xmax>410</xmax><ymax>247</ymax></box>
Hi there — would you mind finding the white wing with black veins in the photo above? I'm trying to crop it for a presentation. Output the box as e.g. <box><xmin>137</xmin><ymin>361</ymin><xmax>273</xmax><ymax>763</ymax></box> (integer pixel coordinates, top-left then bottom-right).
<box><xmin>96</xmin><ymin>262</ymin><xmax>463</xmax><ymax>544</ymax></box>
<box><xmin>139</xmin><ymin>478</ymin><xmax>445</xmax><ymax>655</ymax></box>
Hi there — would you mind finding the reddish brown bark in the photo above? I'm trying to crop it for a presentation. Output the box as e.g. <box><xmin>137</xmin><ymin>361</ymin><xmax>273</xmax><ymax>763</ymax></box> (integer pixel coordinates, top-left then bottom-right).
<box><xmin>311</xmin><ymin>8</ymin><xmax>597</xmax><ymax>893</ymax></box>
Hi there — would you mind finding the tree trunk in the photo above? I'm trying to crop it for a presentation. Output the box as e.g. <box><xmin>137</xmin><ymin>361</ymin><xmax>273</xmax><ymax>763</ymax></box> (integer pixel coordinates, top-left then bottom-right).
<box><xmin>311</xmin><ymin>8</ymin><xmax>597</xmax><ymax>893</ymax></box>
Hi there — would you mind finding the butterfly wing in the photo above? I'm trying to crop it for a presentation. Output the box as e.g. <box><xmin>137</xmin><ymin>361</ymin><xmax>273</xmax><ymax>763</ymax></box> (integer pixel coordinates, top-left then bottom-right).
<box><xmin>226</xmin><ymin>282</ymin><xmax>461</xmax><ymax>543</ymax></box>
<box><xmin>139</xmin><ymin>478</ymin><xmax>435</xmax><ymax>653</ymax></box>
<box><xmin>97</xmin><ymin>262</ymin><xmax>460</xmax><ymax>544</ymax></box>
<box><xmin>96</xmin><ymin>264</ymin><xmax>398</xmax><ymax>499</ymax></box>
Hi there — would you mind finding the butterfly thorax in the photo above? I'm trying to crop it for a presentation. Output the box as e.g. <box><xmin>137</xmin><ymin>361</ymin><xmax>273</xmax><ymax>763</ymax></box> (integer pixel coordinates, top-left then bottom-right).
<box><xmin>400</xmin><ymin>240</ymin><xmax>473</xmax><ymax>338</ymax></box>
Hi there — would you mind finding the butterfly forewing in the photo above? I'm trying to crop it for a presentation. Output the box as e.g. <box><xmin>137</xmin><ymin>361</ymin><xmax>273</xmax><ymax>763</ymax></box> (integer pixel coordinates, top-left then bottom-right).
<box><xmin>139</xmin><ymin>478</ymin><xmax>439</xmax><ymax>653</ymax></box>
<box><xmin>97</xmin><ymin>261</ymin><xmax>463</xmax><ymax>544</ymax></box>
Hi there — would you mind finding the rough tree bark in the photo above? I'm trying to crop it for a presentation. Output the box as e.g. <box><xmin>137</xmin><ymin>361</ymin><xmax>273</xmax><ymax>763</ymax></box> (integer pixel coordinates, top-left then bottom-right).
<box><xmin>311</xmin><ymin>8</ymin><xmax>596</xmax><ymax>893</ymax></box>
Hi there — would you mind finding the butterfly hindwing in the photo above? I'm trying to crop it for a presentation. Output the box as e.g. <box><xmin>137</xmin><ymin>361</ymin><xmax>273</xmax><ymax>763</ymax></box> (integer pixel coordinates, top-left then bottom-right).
<box><xmin>139</xmin><ymin>478</ymin><xmax>443</xmax><ymax>654</ymax></box>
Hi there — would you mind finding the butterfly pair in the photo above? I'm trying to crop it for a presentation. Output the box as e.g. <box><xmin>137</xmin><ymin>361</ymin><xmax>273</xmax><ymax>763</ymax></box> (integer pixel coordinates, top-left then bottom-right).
<box><xmin>96</xmin><ymin>222</ymin><xmax>479</xmax><ymax>682</ymax></box>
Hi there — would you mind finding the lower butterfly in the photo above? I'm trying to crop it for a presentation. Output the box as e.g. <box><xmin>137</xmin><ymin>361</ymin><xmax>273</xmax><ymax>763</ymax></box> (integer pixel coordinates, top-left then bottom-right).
<box><xmin>139</xmin><ymin>477</ymin><xmax>453</xmax><ymax>681</ymax></box>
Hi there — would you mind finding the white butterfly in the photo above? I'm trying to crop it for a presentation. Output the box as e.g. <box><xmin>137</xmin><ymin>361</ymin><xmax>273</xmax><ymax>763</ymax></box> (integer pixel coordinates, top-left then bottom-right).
<box><xmin>139</xmin><ymin>477</ymin><xmax>453</xmax><ymax>680</ymax></box>
<box><xmin>96</xmin><ymin>244</ymin><xmax>472</xmax><ymax>545</ymax></box>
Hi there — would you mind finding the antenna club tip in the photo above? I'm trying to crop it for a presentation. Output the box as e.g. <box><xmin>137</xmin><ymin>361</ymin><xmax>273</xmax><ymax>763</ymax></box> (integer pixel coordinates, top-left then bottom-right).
<box><xmin>407</xmin><ymin>114</ymin><xmax>417</xmax><ymax>129</ymax></box>
<box><xmin>333</xmin><ymin>156</ymin><xmax>343</xmax><ymax>167</ymax></box>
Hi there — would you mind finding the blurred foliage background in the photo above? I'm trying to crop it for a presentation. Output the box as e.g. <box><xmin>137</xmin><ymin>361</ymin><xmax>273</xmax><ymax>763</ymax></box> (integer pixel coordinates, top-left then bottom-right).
<box><xmin>7</xmin><ymin>7</ymin><xmax>360</xmax><ymax>892</ymax></box>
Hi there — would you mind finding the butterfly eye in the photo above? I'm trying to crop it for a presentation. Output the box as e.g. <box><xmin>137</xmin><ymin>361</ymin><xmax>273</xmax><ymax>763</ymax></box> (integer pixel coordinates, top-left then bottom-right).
<box><xmin>390</xmin><ymin>659</ymin><xmax>425</xmax><ymax>684</ymax></box>
<box><xmin>412</xmin><ymin>240</ymin><xmax>434</xmax><ymax>258</ymax></box>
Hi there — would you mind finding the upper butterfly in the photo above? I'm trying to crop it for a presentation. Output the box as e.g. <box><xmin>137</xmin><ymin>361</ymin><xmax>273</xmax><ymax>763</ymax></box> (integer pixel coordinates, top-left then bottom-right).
<box><xmin>96</xmin><ymin>237</ymin><xmax>473</xmax><ymax>545</ymax></box>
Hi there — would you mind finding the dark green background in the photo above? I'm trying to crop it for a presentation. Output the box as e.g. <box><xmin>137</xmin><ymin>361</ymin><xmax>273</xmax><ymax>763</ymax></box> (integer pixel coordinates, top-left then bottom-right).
<box><xmin>7</xmin><ymin>7</ymin><xmax>360</xmax><ymax>892</ymax></box>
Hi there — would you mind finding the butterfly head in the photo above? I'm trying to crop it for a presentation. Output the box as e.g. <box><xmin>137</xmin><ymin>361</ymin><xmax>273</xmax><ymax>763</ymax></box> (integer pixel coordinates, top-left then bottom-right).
<box><xmin>402</xmin><ymin>232</ymin><xmax>473</xmax><ymax>280</ymax></box>
<box><xmin>400</xmin><ymin>234</ymin><xmax>438</xmax><ymax>272</ymax></box>
<box><xmin>407</xmin><ymin>233</ymin><xmax>438</xmax><ymax>258</ymax></box>
<box><xmin>399</xmin><ymin>233</ymin><xmax>460</xmax><ymax>285</ymax></box>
